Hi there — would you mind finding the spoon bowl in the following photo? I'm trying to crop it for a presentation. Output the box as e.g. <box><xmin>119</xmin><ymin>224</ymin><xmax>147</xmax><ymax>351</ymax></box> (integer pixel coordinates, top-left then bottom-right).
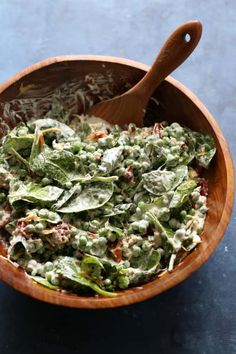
<box><xmin>88</xmin><ymin>21</ymin><xmax>202</xmax><ymax>126</ymax></box>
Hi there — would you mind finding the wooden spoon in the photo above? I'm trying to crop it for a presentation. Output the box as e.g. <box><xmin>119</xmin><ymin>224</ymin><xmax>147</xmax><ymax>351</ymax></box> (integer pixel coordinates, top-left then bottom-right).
<box><xmin>87</xmin><ymin>20</ymin><xmax>202</xmax><ymax>126</ymax></box>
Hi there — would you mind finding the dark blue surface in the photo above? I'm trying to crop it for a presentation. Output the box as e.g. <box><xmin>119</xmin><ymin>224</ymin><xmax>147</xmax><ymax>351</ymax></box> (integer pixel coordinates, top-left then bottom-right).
<box><xmin>0</xmin><ymin>1</ymin><xmax>235</xmax><ymax>354</ymax></box>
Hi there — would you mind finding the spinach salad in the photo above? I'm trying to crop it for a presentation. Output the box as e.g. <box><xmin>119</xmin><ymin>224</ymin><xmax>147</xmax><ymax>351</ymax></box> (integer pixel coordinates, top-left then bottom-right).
<box><xmin>0</xmin><ymin>112</ymin><xmax>216</xmax><ymax>297</ymax></box>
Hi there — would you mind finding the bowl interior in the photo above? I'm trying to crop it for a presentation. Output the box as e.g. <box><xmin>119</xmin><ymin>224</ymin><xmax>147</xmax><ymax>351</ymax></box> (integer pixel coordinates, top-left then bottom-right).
<box><xmin>0</xmin><ymin>57</ymin><xmax>234</xmax><ymax>308</ymax></box>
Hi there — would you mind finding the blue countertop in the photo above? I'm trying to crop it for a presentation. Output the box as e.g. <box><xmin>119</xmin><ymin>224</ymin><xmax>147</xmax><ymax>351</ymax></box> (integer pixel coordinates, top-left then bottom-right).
<box><xmin>0</xmin><ymin>1</ymin><xmax>235</xmax><ymax>353</ymax></box>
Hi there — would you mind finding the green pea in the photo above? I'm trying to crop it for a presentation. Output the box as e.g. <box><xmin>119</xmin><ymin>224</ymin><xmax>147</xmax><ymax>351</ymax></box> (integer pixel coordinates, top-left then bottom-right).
<box><xmin>70</xmin><ymin>227</ymin><xmax>78</xmax><ymax>237</ymax></box>
<box><xmin>80</xmin><ymin>153</ymin><xmax>87</xmax><ymax>162</ymax></box>
<box><xmin>139</xmin><ymin>224</ymin><xmax>148</xmax><ymax>233</ymax></box>
<box><xmin>82</xmin><ymin>222</ymin><xmax>90</xmax><ymax>231</ymax></box>
<box><xmin>79</xmin><ymin>235</ymin><xmax>87</xmax><ymax>247</ymax></box>
<box><xmin>125</xmin><ymin>159</ymin><xmax>133</xmax><ymax>166</ymax></box>
<box><xmin>104</xmin><ymin>278</ymin><xmax>112</xmax><ymax>286</ymax></box>
<box><xmin>132</xmin><ymin>245</ymin><xmax>141</xmax><ymax>257</ymax></box>
<box><xmin>41</xmin><ymin>177</ymin><xmax>51</xmax><ymax>186</ymax></box>
<box><xmin>99</xmin><ymin>228</ymin><xmax>107</xmax><ymax>237</ymax></box>
<box><xmin>118</xmin><ymin>276</ymin><xmax>129</xmax><ymax>289</ymax></box>
<box><xmin>72</xmin><ymin>141</ymin><xmax>82</xmax><ymax>153</ymax></box>
<box><xmin>117</xmin><ymin>167</ymin><xmax>125</xmax><ymax>176</ymax></box>
<box><xmin>132</xmin><ymin>161</ymin><xmax>141</xmax><ymax>170</ymax></box>
<box><xmin>35</xmin><ymin>222</ymin><xmax>45</xmax><ymax>232</ymax></box>
<box><xmin>86</xmin><ymin>145</ymin><xmax>96</xmax><ymax>153</ymax></box>
<box><xmin>72</xmin><ymin>240</ymin><xmax>79</xmax><ymax>249</ymax></box>
<box><xmin>38</xmin><ymin>209</ymin><xmax>49</xmax><ymax>218</ymax></box>
<box><xmin>107</xmin><ymin>231</ymin><xmax>117</xmax><ymax>242</ymax></box>
<box><xmin>26</xmin><ymin>224</ymin><xmax>35</xmax><ymax>233</ymax></box>
<box><xmin>189</xmin><ymin>208</ymin><xmax>196</xmax><ymax>216</ymax></box>
<box><xmin>65</xmin><ymin>181</ymin><xmax>72</xmax><ymax>189</ymax></box>
<box><xmin>89</xmin><ymin>163</ymin><xmax>97</xmax><ymax>171</ymax></box>
<box><xmin>141</xmin><ymin>161</ymin><xmax>150</xmax><ymax>170</ymax></box>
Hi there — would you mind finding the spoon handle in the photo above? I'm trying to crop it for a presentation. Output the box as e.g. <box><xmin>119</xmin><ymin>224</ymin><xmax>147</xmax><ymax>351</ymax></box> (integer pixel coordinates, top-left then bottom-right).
<box><xmin>132</xmin><ymin>20</ymin><xmax>202</xmax><ymax>99</ymax></box>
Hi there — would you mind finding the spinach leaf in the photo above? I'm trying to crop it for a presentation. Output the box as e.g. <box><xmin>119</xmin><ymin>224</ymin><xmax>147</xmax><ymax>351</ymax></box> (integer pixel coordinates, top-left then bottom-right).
<box><xmin>57</xmin><ymin>182</ymin><xmax>113</xmax><ymax>213</ymax></box>
<box><xmin>194</xmin><ymin>132</ymin><xmax>216</xmax><ymax>168</ymax></box>
<box><xmin>29</xmin><ymin>129</ymin><xmax>44</xmax><ymax>164</ymax></box>
<box><xmin>147</xmin><ymin>211</ymin><xmax>174</xmax><ymax>238</ymax></box>
<box><xmin>31</xmin><ymin>148</ymin><xmax>74</xmax><ymax>186</ymax></box>
<box><xmin>172</xmin><ymin>165</ymin><xmax>188</xmax><ymax>189</ymax></box>
<box><xmin>54</xmin><ymin>257</ymin><xmax>116</xmax><ymax>297</ymax></box>
<box><xmin>142</xmin><ymin>169</ymin><xmax>176</xmax><ymax>195</ymax></box>
<box><xmin>80</xmin><ymin>256</ymin><xmax>104</xmax><ymax>281</ymax></box>
<box><xmin>125</xmin><ymin>263</ymin><xmax>160</xmax><ymax>286</ymax></box>
<box><xmin>100</xmin><ymin>147</ymin><xmax>123</xmax><ymax>174</ymax></box>
<box><xmin>72</xmin><ymin>175</ymin><xmax>118</xmax><ymax>184</ymax></box>
<box><xmin>146</xmin><ymin>249</ymin><xmax>161</xmax><ymax>270</ymax></box>
<box><xmin>8</xmin><ymin>148</ymin><xmax>30</xmax><ymax>170</ymax></box>
<box><xmin>3</xmin><ymin>125</ymin><xmax>34</xmax><ymax>154</ymax></box>
<box><xmin>130</xmin><ymin>196</ymin><xmax>168</xmax><ymax>222</ymax></box>
<box><xmin>8</xmin><ymin>235</ymin><xmax>28</xmax><ymax>260</ymax></box>
<box><xmin>169</xmin><ymin>180</ymin><xmax>197</xmax><ymax>208</ymax></box>
<box><xmin>31</xmin><ymin>276</ymin><xmax>59</xmax><ymax>290</ymax></box>
<box><xmin>29</xmin><ymin>118</ymin><xmax>75</xmax><ymax>138</ymax></box>
<box><xmin>142</xmin><ymin>165</ymin><xmax>188</xmax><ymax>196</ymax></box>
<box><xmin>8</xmin><ymin>181</ymin><xmax>63</xmax><ymax>206</ymax></box>
<box><xmin>104</xmin><ymin>221</ymin><xmax>123</xmax><ymax>238</ymax></box>
<box><xmin>52</xmin><ymin>183</ymin><xmax>82</xmax><ymax>210</ymax></box>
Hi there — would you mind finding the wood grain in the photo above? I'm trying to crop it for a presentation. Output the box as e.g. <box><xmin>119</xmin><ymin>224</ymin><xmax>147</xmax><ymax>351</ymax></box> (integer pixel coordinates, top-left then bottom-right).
<box><xmin>88</xmin><ymin>21</ymin><xmax>202</xmax><ymax>126</ymax></box>
<box><xmin>0</xmin><ymin>55</ymin><xmax>234</xmax><ymax>308</ymax></box>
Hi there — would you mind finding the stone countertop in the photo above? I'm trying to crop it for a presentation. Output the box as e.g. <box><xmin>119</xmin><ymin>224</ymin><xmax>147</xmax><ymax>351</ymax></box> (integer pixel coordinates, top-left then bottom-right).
<box><xmin>0</xmin><ymin>1</ymin><xmax>235</xmax><ymax>353</ymax></box>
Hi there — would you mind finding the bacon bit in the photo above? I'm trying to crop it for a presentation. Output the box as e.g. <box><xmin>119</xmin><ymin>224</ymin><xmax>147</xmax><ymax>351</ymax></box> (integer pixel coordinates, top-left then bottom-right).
<box><xmin>198</xmin><ymin>178</ymin><xmax>208</xmax><ymax>196</ymax></box>
<box><xmin>108</xmin><ymin>241</ymin><xmax>122</xmax><ymax>263</ymax></box>
<box><xmin>87</xmin><ymin>131</ymin><xmax>107</xmax><ymax>141</ymax></box>
<box><xmin>113</xmin><ymin>246</ymin><xmax>122</xmax><ymax>263</ymax></box>
<box><xmin>87</xmin><ymin>232</ymin><xmax>97</xmax><ymax>239</ymax></box>
<box><xmin>38</xmin><ymin>132</ymin><xmax>45</xmax><ymax>148</ymax></box>
<box><xmin>180</xmin><ymin>143</ymin><xmax>187</xmax><ymax>150</ymax></box>
<box><xmin>153</xmin><ymin>123</ymin><xmax>164</xmax><ymax>138</ymax></box>
<box><xmin>195</xmin><ymin>164</ymin><xmax>204</xmax><ymax>175</ymax></box>
<box><xmin>16</xmin><ymin>220</ymin><xmax>30</xmax><ymax>237</ymax></box>
<box><xmin>47</xmin><ymin>223</ymin><xmax>71</xmax><ymax>245</ymax></box>
<box><xmin>124</xmin><ymin>165</ymin><xmax>134</xmax><ymax>183</ymax></box>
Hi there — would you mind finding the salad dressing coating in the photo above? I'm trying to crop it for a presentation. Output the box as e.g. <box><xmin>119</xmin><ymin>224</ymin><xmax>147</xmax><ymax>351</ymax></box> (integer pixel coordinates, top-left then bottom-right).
<box><xmin>0</xmin><ymin>115</ymin><xmax>216</xmax><ymax>297</ymax></box>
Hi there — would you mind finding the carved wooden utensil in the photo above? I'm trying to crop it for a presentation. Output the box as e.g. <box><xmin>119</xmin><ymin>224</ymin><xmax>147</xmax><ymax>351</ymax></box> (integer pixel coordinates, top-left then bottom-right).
<box><xmin>88</xmin><ymin>20</ymin><xmax>202</xmax><ymax>126</ymax></box>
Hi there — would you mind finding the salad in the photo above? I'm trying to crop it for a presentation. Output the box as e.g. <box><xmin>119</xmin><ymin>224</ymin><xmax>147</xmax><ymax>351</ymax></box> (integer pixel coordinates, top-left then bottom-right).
<box><xmin>0</xmin><ymin>114</ymin><xmax>216</xmax><ymax>297</ymax></box>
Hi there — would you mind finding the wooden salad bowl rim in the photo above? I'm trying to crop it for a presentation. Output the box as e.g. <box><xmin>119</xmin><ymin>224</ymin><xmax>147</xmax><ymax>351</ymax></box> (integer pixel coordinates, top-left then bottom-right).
<box><xmin>0</xmin><ymin>55</ymin><xmax>234</xmax><ymax>308</ymax></box>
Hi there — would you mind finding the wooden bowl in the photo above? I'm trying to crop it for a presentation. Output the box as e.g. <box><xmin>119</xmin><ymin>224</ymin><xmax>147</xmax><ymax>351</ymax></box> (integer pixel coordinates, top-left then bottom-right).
<box><xmin>0</xmin><ymin>56</ymin><xmax>234</xmax><ymax>308</ymax></box>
